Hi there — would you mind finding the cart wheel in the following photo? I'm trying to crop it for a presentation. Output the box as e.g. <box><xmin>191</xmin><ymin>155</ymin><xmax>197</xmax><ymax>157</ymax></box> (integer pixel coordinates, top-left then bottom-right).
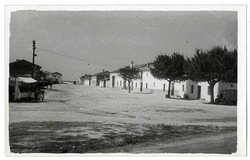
<box><xmin>37</xmin><ymin>95</ymin><xmax>43</xmax><ymax>102</ymax></box>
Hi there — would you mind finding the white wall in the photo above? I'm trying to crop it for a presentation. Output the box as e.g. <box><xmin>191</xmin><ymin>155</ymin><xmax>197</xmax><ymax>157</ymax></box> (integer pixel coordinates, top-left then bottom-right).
<box><xmin>199</xmin><ymin>81</ymin><xmax>237</xmax><ymax>101</ymax></box>
<box><xmin>173</xmin><ymin>81</ymin><xmax>185</xmax><ymax>97</ymax></box>
<box><xmin>91</xmin><ymin>76</ymin><xmax>97</xmax><ymax>86</ymax></box>
<box><xmin>110</xmin><ymin>70</ymin><xmax>171</xmax><ymax>93</ymax></box>
<box><xmin>100</xmin><ymin>80</ymin><xmax>110</xmax><ymax>88</ymax></box>
<box><xmin>140</xmin><ymin>70</ymin><xmax>169</xmax><ymax>91</ymax></box>
<box><xmin>110</xmin><ymin>73</ymin><xmax>125</xmax><ymax>88</ymax></box>
<box><xmin>84</xmin><ymin>79</ymin><xmax>91</xmax><ymax>86</ymax></box>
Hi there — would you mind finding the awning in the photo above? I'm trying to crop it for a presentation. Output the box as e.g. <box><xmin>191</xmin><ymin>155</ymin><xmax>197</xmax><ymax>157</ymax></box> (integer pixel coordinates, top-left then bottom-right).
<box><xmin>17</xmin><ymin>77</ymin><xmax>37</xmax><ymax>83</ymax></box>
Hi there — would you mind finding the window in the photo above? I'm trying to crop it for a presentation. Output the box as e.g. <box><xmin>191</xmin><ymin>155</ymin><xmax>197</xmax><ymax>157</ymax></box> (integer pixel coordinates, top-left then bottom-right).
<box><xmin>146</xmin><ymin>83</ymin><xmax>148</xmax><ymax>89</ymax></box>
<box><xmin>117</xmin><ymin>81</ymin><xmax>118</xmax><ymax>86</ymax></box>
<box><xmin>182</xmin><ymin>85</ymin><xmax>184</xmax><ymax>91</ymax></box>
<box><xmin>146</xmin><ymin>73</ymin><xmax>148</xmax><ymax>77</ymax></box>
<box><xmin>153</xmin><ymin>82</ymin><xmax>155</xmax><ymax>87</ymax></box>
<box><xmin>207</xmin><ymin>86</ymin><xmax>211</xmax><ymax>95</ymax></box>
<box><xmin>136</xmin><ymin>83</ymin><xmax>137</xmax><ymax>88</ymax></box>
<box><xmin>120</xmin><ymin>81</ymin><xmax>122</xmax><ymax>86</ymax></box>
<box><xmin>191</xmin><ymin>85</ymin><xmax>194</xmax><ymax>94</ymax></box>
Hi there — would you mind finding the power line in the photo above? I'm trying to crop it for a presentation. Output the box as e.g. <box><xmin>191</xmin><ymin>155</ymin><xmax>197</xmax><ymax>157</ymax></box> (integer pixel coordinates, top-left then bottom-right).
<box><xmin>36</xmin><ymin>47</ymin><xmax>117</xmax><ymax>68</ymax></box>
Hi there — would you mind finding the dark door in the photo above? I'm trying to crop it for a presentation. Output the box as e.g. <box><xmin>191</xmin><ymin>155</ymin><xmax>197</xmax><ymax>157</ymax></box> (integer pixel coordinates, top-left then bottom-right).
<box><xmin>197</xmin><ymin>86</ymin><xmax>201</xmax><ymax>99</ymax></box>
<box><xmin>140</xmin><ymin>82</ymin><xmax>143</xmax><ymax>92</ymax></box>
<box><xmin>163</xmin><ymin>84</ymin><xmax>165</xmax><ymax>92</ymax></box>
<box><xmin>104</xmin><ymin>80</ymin><xmax>106</xmax><ymax>88</ymax></box>
<box><xmin>171</xmin><ymin>83</ymin><xmax>174</xmax><ymax>95</ymax></box>
<box><xmin>112</xmin><ymin>76</ymin><xmax>115</xmax><ymax>88</ymax></box>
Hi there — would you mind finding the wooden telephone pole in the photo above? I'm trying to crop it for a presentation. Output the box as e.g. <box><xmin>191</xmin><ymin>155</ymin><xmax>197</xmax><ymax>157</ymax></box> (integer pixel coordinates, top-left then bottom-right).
<box><xmin>31</xmin><ymin>40</ymin><xmax>37</xmax><ymax>78</ymax></box>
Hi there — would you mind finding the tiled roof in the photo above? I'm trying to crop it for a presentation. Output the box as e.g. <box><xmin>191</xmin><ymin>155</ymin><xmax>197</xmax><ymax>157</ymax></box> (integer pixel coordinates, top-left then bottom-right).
<box><xmin>92</xmin><ymin>71</ymin><xmax>110</xmax><ymax>76</ymax></box>
<box><xmin>110</xmin><ymin>63</ymin><xmax>153</xmax><ymax>73</ymax></box>
<box><xmin>53</xmin><ymin>72</ymin><xmax>62</xmax><ymax>75</ymax></box>
<box><xmin>10</xmin><ymin>59</ymin><xmax>41</xmax><ymax>68</ymax></box>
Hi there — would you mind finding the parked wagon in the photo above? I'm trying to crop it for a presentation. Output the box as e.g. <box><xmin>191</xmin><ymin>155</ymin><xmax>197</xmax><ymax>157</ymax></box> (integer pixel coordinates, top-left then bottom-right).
<box><xmin>10</xmin><ymin>77</ymin><xmax>45</xmax><ymax>102</ymax></box>
<box><xmin>215</xmin><ymin>89</ymin><xmax>237</xmax><ymax>105</ymax></box>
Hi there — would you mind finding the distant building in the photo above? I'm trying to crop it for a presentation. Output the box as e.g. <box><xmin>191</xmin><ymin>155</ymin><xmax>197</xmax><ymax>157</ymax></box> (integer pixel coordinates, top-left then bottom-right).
<box><xmin>79</xmin><ymin>74</ymin><xmax>91</xmax><ymax>85</ymax></box>
<box><xmin>53</xmin><ymin>72</ymin><xmax>63</xmax><ymax>84</ymax></box>
<box><xmin>9</xmin><ymin>59</ymin><xmax>41</xmax><ymax>79</ymax></box>
<box><xmin>110</xmin><ymin>62</ymin><xmax>170</xmax><ymax>93</ymax></box>
<box><xmin>91</xmin><ymin>70</ymin><xmax>110</xmax><ymax>87</ymax></box>
<box><xmin>40</xmin><ymin>71</ymin><xmax>62</xmax><ymax>84</ymax></box>
<box><xmin>79</xmin><ymin>76</ymin><xmax>85</xmax><ymax>85</ymax></box>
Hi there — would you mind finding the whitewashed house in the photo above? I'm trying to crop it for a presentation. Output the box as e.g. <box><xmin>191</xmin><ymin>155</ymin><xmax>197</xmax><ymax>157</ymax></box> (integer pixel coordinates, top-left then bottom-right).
<box><xmin>79</xmin><ymin>76</ymin><xmax>85</xmax><ymax>85</ymax></box>
<box><xmin>53</xmin><ymin>72</ymin><xmax>62</xmax><ymax>84</ymax></box>
<box><xmin>199</xmin><ymin>81</ymin><xmax>237</xmax><ymax>101</ymax></box>
<box><xmin>109</xmin><ymin>61</ymin><xmax>237</xmax><ymax>101</ymax></box>
<box><xmin>110</xmin><ymin>69</ymin><xmax>126</xmax><ymax>89</ymax></box>
<box><xmin>79</xmin><ymin>74</ymin><xmax>91</xmax><ymax>85</ymax></box>
<box><xmin>99</xmin><ymin>77</ymin><xmax>110</xmax><ymax>88</ymax></box>
<box><xmin>91</xmin><ymin>70</ymin><xmax>110</xmax><ymax>87</ymax></box>
<box><xmin>173</xmin><ymin>80</ymin><xmax>237</xmax><ymax>101</ymax></box>
<box><xmin>84</xmin><ymin>77</ymin><xmax>91</xmax><ymax>86</ymax></box>
<box><xmin>109</xmin><ymin>62</ymin><xmax>172</xmax><ymax>94</ymax></box>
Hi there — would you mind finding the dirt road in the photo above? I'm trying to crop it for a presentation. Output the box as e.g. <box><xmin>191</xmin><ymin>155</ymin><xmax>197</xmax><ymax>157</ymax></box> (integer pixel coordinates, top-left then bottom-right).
<box><xmin>8</xmin><ymin>84</ymin><xmax>237</xmax><ymax>154</ymax></box>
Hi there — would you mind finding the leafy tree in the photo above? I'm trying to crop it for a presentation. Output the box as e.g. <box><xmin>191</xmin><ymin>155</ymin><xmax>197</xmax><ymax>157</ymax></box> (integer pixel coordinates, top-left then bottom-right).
<box><xmin>150</xmin><ymin>53</ymin><xmax>186</xmax><ymax>98</ymax></box>
<box><xmin>118</xmin><ymin>65</ymin><xmax>140</xmax><ymax>93</ymax></box>
<box><xmin>184</xmin><ymin>46</ymin><xmax>237</xmax><ymax>103</ymax></box>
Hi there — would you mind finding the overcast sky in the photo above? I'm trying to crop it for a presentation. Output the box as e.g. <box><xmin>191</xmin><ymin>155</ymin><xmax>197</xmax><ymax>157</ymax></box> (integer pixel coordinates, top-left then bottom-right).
<box><xmin>9</xmin><ymin>10</ymin><xmax>237</xmax><ymax>81</ymax></box>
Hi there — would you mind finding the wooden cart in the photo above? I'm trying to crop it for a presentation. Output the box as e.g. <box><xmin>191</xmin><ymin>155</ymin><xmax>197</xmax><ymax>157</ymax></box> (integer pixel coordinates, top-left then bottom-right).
<box><xmin>11</xmin><ymin>77</ymin><xmax>45</xmax><ymax>102</ymax></box>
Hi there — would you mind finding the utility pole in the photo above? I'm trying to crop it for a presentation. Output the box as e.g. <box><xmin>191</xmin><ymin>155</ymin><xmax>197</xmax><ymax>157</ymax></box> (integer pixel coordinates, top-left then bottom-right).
<box><xmin>31</xmin><ymin>40</ymin><xmax>37</xmax><ymax>78</ymax></box>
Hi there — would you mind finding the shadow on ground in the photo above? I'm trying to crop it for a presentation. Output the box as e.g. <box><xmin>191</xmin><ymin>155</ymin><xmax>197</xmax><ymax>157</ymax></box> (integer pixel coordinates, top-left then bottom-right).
<box><xmin>9</xmin><ymin>121</ymin><xmax>237</xmax><ymax>154</ymax></box>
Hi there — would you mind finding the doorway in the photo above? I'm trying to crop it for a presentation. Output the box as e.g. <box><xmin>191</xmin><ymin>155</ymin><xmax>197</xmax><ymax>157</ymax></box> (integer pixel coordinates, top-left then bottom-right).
<box><xmin>171</xmin><ymin>83</ymin><xmax>174</xmax><ymax>96</ymax></box>
<box><xmin>197</xmin><ymin>86</ymin><xmax>201</xmax><ymax>99</ymax></box>
<box><xmin>112</xmin><ymin>76</ymin><xmax>115</xmax><ymax>88</ymax></box>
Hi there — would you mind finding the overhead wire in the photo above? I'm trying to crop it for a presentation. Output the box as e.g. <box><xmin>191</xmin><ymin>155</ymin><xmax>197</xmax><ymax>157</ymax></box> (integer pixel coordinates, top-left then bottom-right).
<box><xmin>36</xmin><ymin>47</ymin><xmax>118</xmax><ymax>68</ymax></box>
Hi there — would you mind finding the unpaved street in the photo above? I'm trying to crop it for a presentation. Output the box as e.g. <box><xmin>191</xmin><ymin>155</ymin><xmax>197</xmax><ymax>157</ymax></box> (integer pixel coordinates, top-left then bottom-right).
<box><xmin>8</xmin><ymin>84</ymin><xmax>237</xmax><ymax>154</ymax></box>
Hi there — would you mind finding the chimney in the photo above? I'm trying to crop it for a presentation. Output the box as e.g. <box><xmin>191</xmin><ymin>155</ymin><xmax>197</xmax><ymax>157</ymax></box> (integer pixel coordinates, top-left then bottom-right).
<box><xmin>130</xmin><ymin>61</ymin><xmax>133</xmax><ymax>68</ymax></box>
<box><xmin>103</xmin><ymin>69</ymin><xmax>105</xmax><ymax>72</ymax></box>
<box><xmin>147</xmin><ymin>63</ymin><xmax>150</xmax><ymax>68</ymax></box>
<box><xmin>16</xmin><ymin>59</ymin><xmax>21</xmax><ymax>62</ymax></box>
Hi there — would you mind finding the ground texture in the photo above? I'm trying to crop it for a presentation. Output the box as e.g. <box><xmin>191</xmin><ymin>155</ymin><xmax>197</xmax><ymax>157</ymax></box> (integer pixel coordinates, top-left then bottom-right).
<box><xmin>8</xmin><ymin>84</ymin><xmax>237</xmax><ymax>154</ymax></box>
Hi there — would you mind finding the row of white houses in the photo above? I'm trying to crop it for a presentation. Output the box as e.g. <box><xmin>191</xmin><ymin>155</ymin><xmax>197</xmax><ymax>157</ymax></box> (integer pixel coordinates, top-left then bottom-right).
<box><xmin>80</xmin><ymin>62</ymin><xmax>237</xmax><ymax>102</ymax></box>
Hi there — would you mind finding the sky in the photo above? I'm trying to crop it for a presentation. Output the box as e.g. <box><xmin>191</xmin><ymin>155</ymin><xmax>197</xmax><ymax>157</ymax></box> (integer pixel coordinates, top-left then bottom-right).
<box><xmin>8</xmin><ymin>10</ymin><xmax>237</xmax><ymax>81</ymax></box>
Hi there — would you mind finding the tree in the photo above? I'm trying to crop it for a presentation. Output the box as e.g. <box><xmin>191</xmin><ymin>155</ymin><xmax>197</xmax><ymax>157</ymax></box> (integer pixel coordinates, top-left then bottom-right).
<box><xmin>118</xmin><ymin>65</ymin><xmax>140</xmax><ymax>93</ymax></box>
<box><xmin>184</xmin><ymin>46</ymin><xmax>237</xmax><ymax>103</ymax></box>
<box><xmin>150</xmin><ymin>53</ymin><xmax>186</xmax><ymax>98</ymax></box>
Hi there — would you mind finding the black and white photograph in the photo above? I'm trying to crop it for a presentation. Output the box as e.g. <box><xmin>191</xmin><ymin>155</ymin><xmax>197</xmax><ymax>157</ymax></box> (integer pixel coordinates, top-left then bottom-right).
<box><xmin>3</xmin><ymin>3</ymin><xmax>247</xmax><ymax>157</ymax></box>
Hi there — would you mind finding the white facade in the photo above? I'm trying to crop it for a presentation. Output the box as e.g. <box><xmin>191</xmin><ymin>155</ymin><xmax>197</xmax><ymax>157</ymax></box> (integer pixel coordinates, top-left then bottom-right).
<box><xmin>110</xmin><ymin>72</ymin><xmax>126</xmax><ymax>89</ymax></box>
<box><xmin>109</xmin><ymin>64</ymin><xmax>237</xmax><ymax>102</ymax></box>
<box><xmin>91</xmin><ymin>76</ymin><xmax>97</xmax><ymax>86</ymax></box>
<box><xmin>109</xmin><ymin>67</ymin><xmax>171</xmax><ymax>93</ymax></box>
<box><xmin>174</xmin><ymin>80</ymin><xmax>237</xmax><ymax>101</ymax></box>
<box><xmin>99</xmin><ymin>79</ymin><xmax>110</xmax><ymax>88</ymax></box>
<box><xmin>199</xmin><ymin>81</ymin><xmax>237</xmax><ymax>101</ymax></box>
<box><xmin>84</xmin><ymin>79</ymin><xmax>91</xmax><ymax>86</ymax></box>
